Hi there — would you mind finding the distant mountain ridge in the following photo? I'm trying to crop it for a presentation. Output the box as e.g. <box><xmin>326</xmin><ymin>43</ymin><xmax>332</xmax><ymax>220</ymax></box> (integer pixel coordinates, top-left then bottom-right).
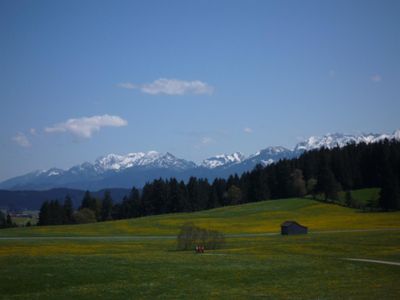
<box><xmin>0</xmin><ymin>188</ymin><xmax>130</xmax><ymax>211</ymax></box>
<box><xmin>293</xmin><ymin>132</ymin><xmax>398</xmax><ymax>152</ymax></box>
<box><xmin>1</xmin><ymin>130</ymin><xmax>399</xmax><ymax>191</ymax></box>
<box><xmin>200</xmin><ymin>152</ymin><xmax>245</xmax><ymax>169</ymax></box>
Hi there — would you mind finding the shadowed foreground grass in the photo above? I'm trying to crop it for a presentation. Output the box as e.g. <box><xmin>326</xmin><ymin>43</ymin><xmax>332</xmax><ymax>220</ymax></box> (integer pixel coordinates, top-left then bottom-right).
<box><xmin>1</xmin><ymin>198</ymin><xmax>399</xmax><ymax>299</ymax></box>
<box><xmin>0</xmin><ymin>231</ymin><xmax>399</xmax><ymax>299</ymax></box>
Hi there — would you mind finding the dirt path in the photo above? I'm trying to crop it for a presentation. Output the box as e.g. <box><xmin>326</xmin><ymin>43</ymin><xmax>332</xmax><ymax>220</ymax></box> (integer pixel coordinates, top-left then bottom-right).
<box><xmin>343</xmin><ymin>258</ymin><xmax>400</xmax><ymax>266</ymax></box>
<box><xmin>226</xmin><ymin>228</ymin><xmax>400</xmax><ymax>238</ymax></box>
<box><xmin>311</xmin><ymin>228</ymin><xmax>400</xmax><ymax>234</ymax></box>
<box><xmin>0</xmin><ymin>235</ymin><xmax>176</xmax><ymax>241</ymax></box>
<box><xmin>0</xmin><ymin>227</ymin><xmax>399</xmax><ymax>241</ymax></box>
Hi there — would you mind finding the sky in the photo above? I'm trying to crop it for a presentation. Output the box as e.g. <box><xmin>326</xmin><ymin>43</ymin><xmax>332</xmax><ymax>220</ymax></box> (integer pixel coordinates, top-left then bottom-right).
<box><xmin>0</xmin><ymin>0</ymin><xmax>399</xmax><ymax>181</ymax></box>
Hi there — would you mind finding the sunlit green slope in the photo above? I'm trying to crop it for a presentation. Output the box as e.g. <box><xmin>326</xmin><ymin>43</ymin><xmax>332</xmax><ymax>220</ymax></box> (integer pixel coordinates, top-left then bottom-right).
<box><xmin>1</xmin><ymin>197</ymin><xmax>399</xmax><ymax>237</ymax></box>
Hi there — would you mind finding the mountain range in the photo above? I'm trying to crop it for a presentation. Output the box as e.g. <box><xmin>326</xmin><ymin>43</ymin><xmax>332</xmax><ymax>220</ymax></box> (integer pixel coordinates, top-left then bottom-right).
<box><xmin>0</xmin><ymin>188</ymin><xmax>130</xmax><ymax>211</ymax></box>
<box><xmin>1</xmin><ymin>130</ymin><xmax>399</xmax><ymax>191</ymax></box>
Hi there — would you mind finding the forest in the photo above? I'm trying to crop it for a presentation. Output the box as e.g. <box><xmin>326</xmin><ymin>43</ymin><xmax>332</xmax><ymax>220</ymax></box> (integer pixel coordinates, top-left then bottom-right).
<box><xmin>37</xmin><ymin>140</ymin><xmax>400</xmax><ymax>226</ymax></box>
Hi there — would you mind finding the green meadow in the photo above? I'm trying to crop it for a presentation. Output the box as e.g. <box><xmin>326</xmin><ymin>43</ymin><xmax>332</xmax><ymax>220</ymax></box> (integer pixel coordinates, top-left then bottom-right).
<box><xmin>1</xmin><ymin>198</ymin><xmax>400</xmax><ymax>299</ymax></box>
<box><xmin>312</xmin><ymin>187</ymin><xmax>381</xmax><ymax>208</ymax></box>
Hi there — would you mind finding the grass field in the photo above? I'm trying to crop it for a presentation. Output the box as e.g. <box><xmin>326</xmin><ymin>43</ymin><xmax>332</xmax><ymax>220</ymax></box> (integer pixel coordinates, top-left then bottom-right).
<box><xmin>340</xmin><ymin>188</ymin><xmax>380</xmax><ymax>204</ymax></box>
<box><xmin>1</xmin><ymin>198</ymin><xmax>399</xmax><ymax>299</ymax></box>
<box><xmin>313</xmin><ymin>187</ymin><xmax>381</xmax><ymax>207</ymax></box>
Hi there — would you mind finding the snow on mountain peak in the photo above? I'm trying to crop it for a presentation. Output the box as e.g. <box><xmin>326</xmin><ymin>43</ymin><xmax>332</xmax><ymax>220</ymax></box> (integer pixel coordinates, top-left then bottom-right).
<box><xmin>248</xmin><ymin>146</ymin><xmax>290</xmax><ymax>158</ymax></box>
<box><xmin>46</xmin><ymin>168</ymin><xmax>64</xmax><ymax>177</ymax></box>
<box><xmin>92</xmin><ymin>151</ymin><xmax>195</xmax><ymax>171</ymax></box>
<box><xmin>95</xmin><ymin>151</ymin><xmax>150</xmax><ymax>171</ymax></box>
<box><xmin>261</xmin><ymin>159</ymin><xmax>274</xmax><ymax>166</ymax></box>
<box><xmin>201</xmin><ymin>152</ymin><xmax>245</xmax><ymax>169</ymax></box>
<box><xmin>393</xmin><ymin>129</ymin><xmax>400</xmax><ymax>140</ymax></box>
<box><xmin>293</xmin><ymin>131</ymin><xmax>399</xmax><ymax>152</ymax></box>
<box><xmin>48</xmin><ymin>170</ymin><xmax>60</xmax><ymax>176</ymax></box>
<box><xmin>90</xmin><ymin>131</ymin><xmax>400</xmax><ymax>172</ymax></box>
<box><xmin>263</xmin><ymin>146</ymin><xmax>289</xmax><ymax>154</ymax></box>
<box><xmin>1</xmin><ymin>129</ymin><xmax>399</xmax><ymax>191</ymax></box>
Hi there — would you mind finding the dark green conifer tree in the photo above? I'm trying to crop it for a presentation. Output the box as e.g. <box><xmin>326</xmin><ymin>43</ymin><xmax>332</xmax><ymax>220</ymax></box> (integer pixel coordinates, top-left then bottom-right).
<box><xmin>317</xmin><ymin>164</ymin><xmax>341</xmax><ymax>201</ymax></box>
<box><xmin>152</xmin><ymin>179</ymin><xmax>167</xmax><ymax>214</ymax></box>
<box><xmin>38</xmin><ymin>201</ymin><xmax>50</xmax><ymax>226</ymax></box>
<box><xmin>129</xmin><ymin>187</ymin><xmax>141</xmax><ymax>217</ymax></box>
<box><xmin>187</xmin><ymin>177</ymin><xmax>199</xmax><ymax>211</ymax></box>
<box><xmin>63</xmin><ymin>195</ymin><xmax>74</xmax><ymax>224</ymax></box>
<box><xmin>379</xmin><ymin>169</ymin><xmax>400</xmax><ymax>210</ymax></box>
<box><xmin>166</xmin><ymin>178</ymin><xmax>183</xmax><ymax>213</ymax></box>
<box><xmin>0</xmin><ymin>210</ymin><xmax>6</xmax><ymax>228</ymax></box>
<box><xmin>6</xmin><ymin>214</ymin><xmax>13</xmax><ymax>227</ymax></box>
<box><xmin>101</xmin><ymin>190</ymin><xmax>113</xmax><ymax>221</ymax></box>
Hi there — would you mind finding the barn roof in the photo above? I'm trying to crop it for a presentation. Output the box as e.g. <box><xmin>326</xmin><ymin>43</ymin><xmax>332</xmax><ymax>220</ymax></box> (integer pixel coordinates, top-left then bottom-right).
<box><xmin>281</xmin><ymin>221</ymin><xmax>307</xmax><ymax>228</ymax></box>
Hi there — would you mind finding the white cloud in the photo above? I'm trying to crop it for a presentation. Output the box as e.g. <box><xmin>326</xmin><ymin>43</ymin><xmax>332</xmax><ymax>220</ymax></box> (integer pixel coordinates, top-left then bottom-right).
<box><xmin>117</xmin><ymin>78</ymin><xmax>214</xmax><ymax>95</ymax></box>
<box><xmin>12</xmin><ymin>132</ymin><xmax>31</xmax><ymax>147</ymax></box>
<box><xmin>201</xmin><ymin>137</ymin><xmax>213</xmax><ymax>145</ymax></box>
<box><xmin>45</xmin><ymin>114</ymin><xmax>128</xmax><ymax>138</ymax></box>
<box><xmin>194</xmin><ymin>136</ymin><xmax>214</xmax><ymax>149</ymax></box>
<box><xmin>371</xmin><ymin>74</ymin><xmax>382</xmax><ymax>83</ymax></box>
<box><xmin>29</xmin><ymin>128</ymin><xmax>37</xmax><ymax>135</ymax></box>
<box><xmin>244</xmin><ymin>127</ymin><xmax>253</xmax><ymax>134</ymax></box>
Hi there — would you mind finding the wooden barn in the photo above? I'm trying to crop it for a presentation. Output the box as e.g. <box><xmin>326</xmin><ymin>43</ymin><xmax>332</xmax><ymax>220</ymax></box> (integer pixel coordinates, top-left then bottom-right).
<box><xmin>281</xmin><ymin>221</ymin><xmax>308</xmax><ymax>235</ymax></box>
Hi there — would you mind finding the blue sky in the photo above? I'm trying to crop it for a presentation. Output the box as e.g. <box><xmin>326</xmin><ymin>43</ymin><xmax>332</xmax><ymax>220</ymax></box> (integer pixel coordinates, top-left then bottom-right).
<box><xmin>0</xmin><ymin>0</ymin><xmax>399</xmax><ymax>181</ymax></box>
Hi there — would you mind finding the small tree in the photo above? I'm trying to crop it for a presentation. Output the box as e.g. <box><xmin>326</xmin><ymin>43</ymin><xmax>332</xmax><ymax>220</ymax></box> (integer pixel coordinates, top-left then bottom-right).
<box><xmin>177</xmin><ymin>222</ymin><xmax>225</xmax><ymax>251</ymax></box>
<box><xmin>306</xmin><ymin>178</ymin><xmax>317</xmax><ymax>198</ymax></box>
<box><xmin>290</xmin><ymin>169</ymin><xmax>306</xmax><ymax>197</ymax></box>
<box><xmin>345</xmin><ymin>191</ymin><xmax>353</xmax><ymax>207</ymax></box>
<box><xmin>73</xmin><ymin>208</ymin><xmax>97</xmax><ymax>224</ymax></box>
<box><xmin>317</xmin><ymin>167</ymin><xmax>341</xmax><ymax>202</ymax></box>
<box><xmin>226</xmin><ymin>185</ymin><xmax>242</xmax><ymax>205</ymax></box>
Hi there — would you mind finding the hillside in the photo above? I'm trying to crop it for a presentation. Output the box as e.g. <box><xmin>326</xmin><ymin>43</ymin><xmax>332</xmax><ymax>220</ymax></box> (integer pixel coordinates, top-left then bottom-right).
<box><xmin>1</xmin><ymin>198</ymin><xmax>400</xmax><ymax>299</ymax></box>
<box><xmin>2</xmin><ymin>198</ymin><xmax>399</xmax><ymax>237</ymax></box>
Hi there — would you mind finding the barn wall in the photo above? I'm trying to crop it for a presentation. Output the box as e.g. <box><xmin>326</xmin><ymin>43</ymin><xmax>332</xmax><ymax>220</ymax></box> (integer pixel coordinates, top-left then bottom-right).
<box><xmin>281</xmin><ymin>224</ymin><xmax>308</xmax><ymax>235</ymax></box>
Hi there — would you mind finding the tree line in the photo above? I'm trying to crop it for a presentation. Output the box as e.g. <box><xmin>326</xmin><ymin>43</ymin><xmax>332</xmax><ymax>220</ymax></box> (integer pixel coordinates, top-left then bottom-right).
<box><xmin>37</xmin><ymin>139</ymin><xmax>400</xmax><ymax>226</ymax></box>
<box><xmin>38</xmin><ymin>191</ymin><xmax>114</xmax><ymax>225</ymax></box>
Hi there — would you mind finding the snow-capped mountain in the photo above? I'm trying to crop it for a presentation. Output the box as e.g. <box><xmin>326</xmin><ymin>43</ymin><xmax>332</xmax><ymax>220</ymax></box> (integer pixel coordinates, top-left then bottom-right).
<box><xmin>293</xmin><ymin>132</ymin><xmax>396</xmax><ymax>152</ymax></box>
<box><xmin>201</xmin><ymin>152</ymin><xmax>245</xmax><ymax>169</ymax></box>
<box><xmin>247</xmin><ymin>146</ymin><xmax>294</xmax><ymax>166</ymax></box>
<box><xmin>1</xmin><ymin>130</ymin><xmax>399</xmax><ymax>190</ymax></box>
<box><xmin>0</xmin><ymin>151</ymin><xmax>197</xmax><ymax>190</ymax></box>
<box><xmin>94</xmin><ymin>151</ymin><xmax>196</xmax><ymax>172</ymax></box>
